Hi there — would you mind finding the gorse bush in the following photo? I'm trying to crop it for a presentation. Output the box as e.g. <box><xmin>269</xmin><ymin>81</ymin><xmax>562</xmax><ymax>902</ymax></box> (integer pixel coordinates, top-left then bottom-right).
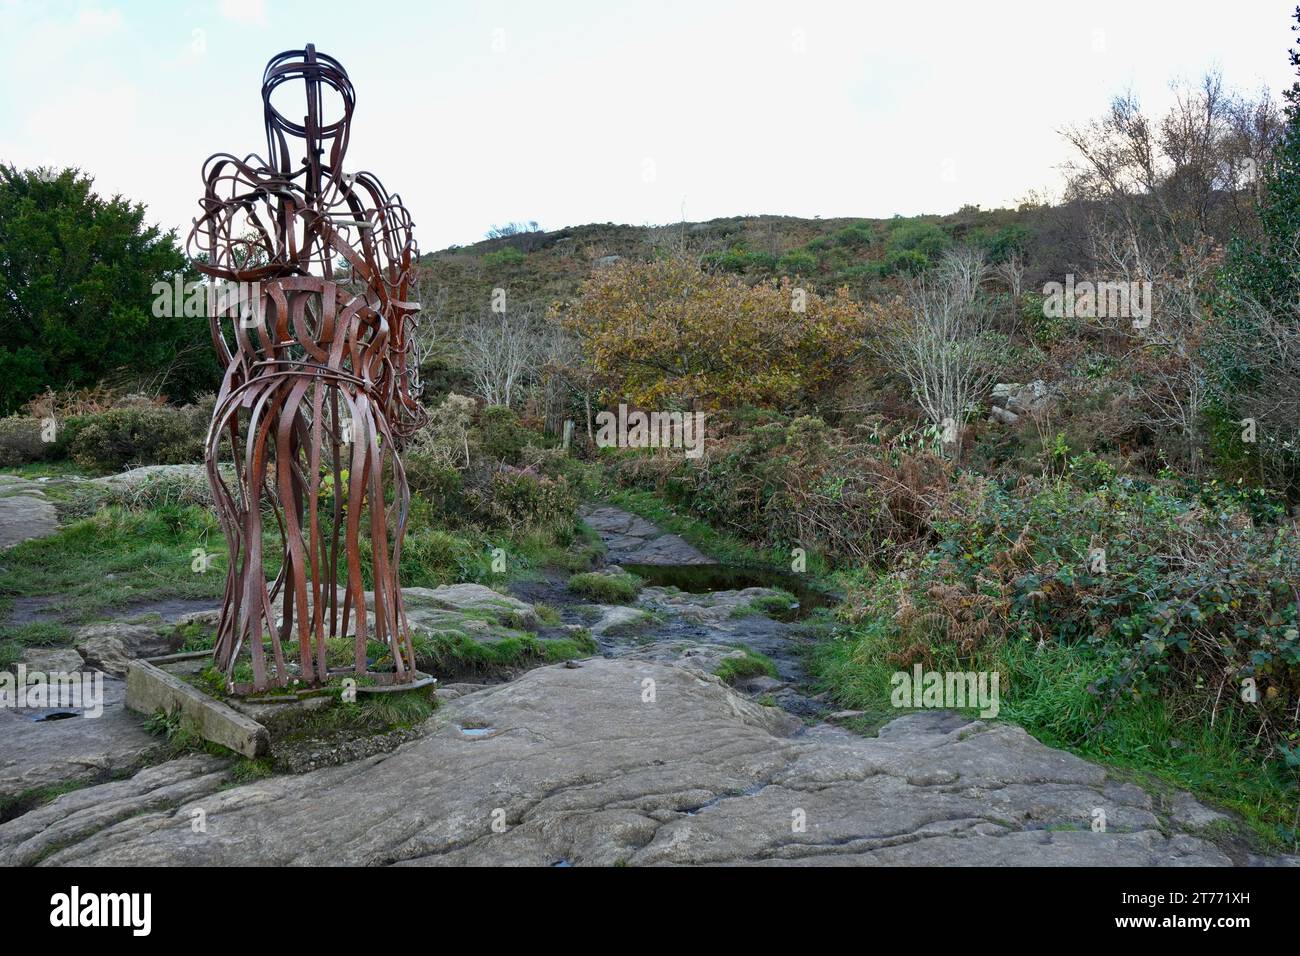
<box><xmin>67</xmin><ymin>402</ymin><xmax>210</xmax><ymax>472</ymax></box>
<box><xmin>0</xmin><ymin>416</ymin><xmax>63</xmax><ymax>466</ymax></box>
<box><xmin>467</xmin><ymin>469</ymin><xmax>577</xmax><ymax>534</ymax></box>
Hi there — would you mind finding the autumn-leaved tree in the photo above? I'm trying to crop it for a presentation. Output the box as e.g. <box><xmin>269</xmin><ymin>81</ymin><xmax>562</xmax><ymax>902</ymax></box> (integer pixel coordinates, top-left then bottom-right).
<box><xmin>553</xmin><ymin>255</ymin><xmax>871</xmax><ymax>411</ymax></box>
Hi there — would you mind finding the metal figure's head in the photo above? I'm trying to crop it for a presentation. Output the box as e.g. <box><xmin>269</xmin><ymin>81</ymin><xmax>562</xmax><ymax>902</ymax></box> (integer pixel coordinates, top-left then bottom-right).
<box><xmin>261</xmin><ymin>44</ymin><xmax>355</xmax><ymax>198</ymax></box>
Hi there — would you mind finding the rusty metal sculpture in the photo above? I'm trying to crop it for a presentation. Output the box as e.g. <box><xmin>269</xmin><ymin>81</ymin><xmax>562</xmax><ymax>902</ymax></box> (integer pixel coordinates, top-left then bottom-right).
<box><xmin>187</xmin><ymin>45</ymin><xmax>425</xmax><ymax>693</ymax></box>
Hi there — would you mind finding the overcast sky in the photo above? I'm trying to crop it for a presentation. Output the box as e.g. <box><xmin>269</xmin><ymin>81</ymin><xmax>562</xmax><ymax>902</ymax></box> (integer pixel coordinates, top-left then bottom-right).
<box><xmin>1</xmin><ymin>0</ymin><xmax>1295</xmax><ymax>251</ymax></box>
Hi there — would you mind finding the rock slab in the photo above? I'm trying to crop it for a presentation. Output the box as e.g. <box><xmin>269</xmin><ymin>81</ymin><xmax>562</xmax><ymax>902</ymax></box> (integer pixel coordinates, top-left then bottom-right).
<box><xmin>581</xmin><ymin>504</ymin><xmax>715</xmax><ymax>566</ymax></box>
<box><xmin>7</xmin><ymin>659</ymin><xmax>1249</xmax><ymax>866</ymax></box>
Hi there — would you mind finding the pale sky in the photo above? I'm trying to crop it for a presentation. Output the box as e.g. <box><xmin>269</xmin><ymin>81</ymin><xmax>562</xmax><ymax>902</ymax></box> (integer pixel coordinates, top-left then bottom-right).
<box><xmin>1</xmin><ymin>0</ymin><xmax>1295</xmax><ymax>251</ymax></box>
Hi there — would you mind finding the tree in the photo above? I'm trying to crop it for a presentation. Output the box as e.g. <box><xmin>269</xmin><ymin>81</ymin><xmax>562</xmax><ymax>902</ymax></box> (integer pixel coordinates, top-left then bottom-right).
<box><xmin>1060</xmin><ymin>73</ymin><xmax>1282</xmax><ymax>473</ymax></box>
<box><xmin>0</xmin><ymin>165</ymin><xmax>212</xmax><ymax>414</ymax></box>
<box><xmin>554</xmin><ymin>254</ymin><xmax>872</xmax><ymax>411</ymax></box>
<box><xmin>878</xmin><ymin>247</ymin><xmax>997</xmax><ymax>456</ymax></box>
<box><xmin>1062</xmin><ymin>73</ymin><xmax>1281</xmax><ymax>265</ymax></box>
<box><xmin>1210</xmin><ymin>8</ymin><xmax>1300</xmax><ymax>488</ymax></box>
<box><xmin>458</xmin><ymin>308</ymin><xmax>540</xmax><ymax>408</ymax></box>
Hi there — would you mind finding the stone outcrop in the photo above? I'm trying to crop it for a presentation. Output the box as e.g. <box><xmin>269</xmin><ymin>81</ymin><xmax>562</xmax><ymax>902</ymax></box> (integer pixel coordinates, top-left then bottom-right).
<box><xmin>1</xmin><ymin>660</ymin><xmax>1264</xmax><ymax>866</ymax></box>
<box><xmin>0</xmin><ymin>475</ymin><xmax>58</xmax><ymax>550</ymax></box>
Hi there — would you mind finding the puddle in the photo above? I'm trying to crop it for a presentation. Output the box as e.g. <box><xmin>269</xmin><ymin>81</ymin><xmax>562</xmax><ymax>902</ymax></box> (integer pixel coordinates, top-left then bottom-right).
<box><xmin>454</xmin><ymin>724</ymin><xmax>495</xmax><ymax>738</ymax></box>
<box><xmin>621</xmin><ymin>563</ymin><xmax>836</xmax><ymax>620</ymax></box>
<box><xmin>29</xmin><ymin>710</ymin><xmax>78</xmax><ymax>722</ymax></box>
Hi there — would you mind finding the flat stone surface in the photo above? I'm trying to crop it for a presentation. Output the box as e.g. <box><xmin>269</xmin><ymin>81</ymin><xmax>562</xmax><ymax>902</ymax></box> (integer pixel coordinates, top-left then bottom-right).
<box><xmin>7</xmin><ymin>659</ymin><xmax>1267</xmax><ymax>866</ymax></box>
<box><xmin>580</xmin><ymin>504</ymin><xmax>715</xmax><ymax>566</ymax></box>
<box><xmin>0</xmin><ymin>677</ymin><xmax>157</xmax><ymax>802</ymax></box>
<box><xmin>20</xmin><ymin>647</ymin><xmax>86</xmax><ymax>673</ymax></box>
<box><xmin>0</xmin><ymin>755</ymin><xmax>230</xmax><ymax>866</ymax></box>
<box><xmin>0</xmin><ymin>476</ymin><xmax>58</xmax><ymax>550</ymax></box>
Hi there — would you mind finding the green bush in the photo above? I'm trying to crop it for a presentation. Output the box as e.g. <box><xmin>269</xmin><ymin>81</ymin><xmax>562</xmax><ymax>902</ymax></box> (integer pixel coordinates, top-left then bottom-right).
<box><xmin>822</xmin><ymin>473</ymin><xmax>1300</xmax><ymax>771</ymax></box>
<box><xmin>702</xmin><ymin>245</ymin><xmax>778</xmax><ymax>274</ymax></box>
<box><xmin>606</xmin><ymin>414</ymin><xmax>947</xmax><ymax>566</ymax></box>
<box><xmin>405</xmin><ymin>459</ymin><xmax>464</xmax><ymax>511</ymax></box>
<box><xmin>467</xmin><ymin>469</ymin><xmax>577</xmax><ymax>535</ymax></box>
<box><xmin>0</xmin><ymin>165</ymin><xmax>217</xmax><ymax>415</ymax></box>
<box><xmin>67</xmin><ymin>403</ymin><xmax>209</xmax><ymax>472</ymax></box>
<box><xmin>477</xmin><ymin>405</ymin><xmax>531</xmax><ymax>464</ymax></box>
<box><xmin>777</xmin><ymin>249</ymin><xmax>819</xmax><ymax>275</ymax></box>
<box><xmin>0</xmin><ymin>416</ymin><xmax>63</xmax><ymax>466</ymax></box>
<box><xmin>568</xmin><ymin>570</ymin><xmax>643</xmax><ymax>603</ymax></box>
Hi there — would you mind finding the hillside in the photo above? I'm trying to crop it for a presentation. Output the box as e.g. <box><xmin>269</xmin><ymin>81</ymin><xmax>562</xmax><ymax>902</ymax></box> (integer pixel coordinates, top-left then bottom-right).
<box><xmin>417</xmin><ymin>206</ymin><xmax>1070</xmax><ymax>319</ymax></box>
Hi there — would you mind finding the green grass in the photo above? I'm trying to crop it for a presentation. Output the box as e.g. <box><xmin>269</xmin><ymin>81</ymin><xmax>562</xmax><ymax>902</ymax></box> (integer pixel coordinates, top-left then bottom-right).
<box><xmin>266</xmin><ymin>688</ymin><xmax>440</xmax><ymax>749</ymax></box>
<box><xmin>532</xmin><ymin>602</ymin><xmax>562</xmax><ymax>626</ymax></box>
<box><xmin>0</xmin><ymin>620</ymin><xmax>76</xmax><ymax>668</ymax></box>
<box><xmin>567</xmin><ymin>570</ymin><xmax>643</xmax><ymax>603</ymax></box>
<box><xmin>715</xmin><ymin>645</ymin><xmax>780</xmax><ymax>684</ymax></box>
<box><xmin>0</xmin><ymin>504</ymin><xmax>229</xmax><ymax>622</ymax></box>
<box><xmin>810</xmin><ymin>616</ymin><xmax>1300</xmax><ymax>852</ymax></box>
<box><xmin>142</xmin><ymin>708</ymin><xmax>237</xmax><ymax>760</ymax></box>
<box><xmin>0</xmin><ymin>461</ymin><xmax>85</xmax><ymax>479</ymax></box>
<box><xmin>411</xmin><ymin>627</ymin><xmax>596</xmax><ymax>677</ymax></box>
<box><xmin>229</xmin><ymin>758</ymin><xmax>275</xmax><ymax>783</ymax></box>
<box><xmin>730</xmin><ymin>589</ymin><xmax>797</xmax><ymax>619</ymax></box>
<box><xmin>997</xmin><ymin>639</ymin><xmax>1300</xmax><ymax>852</ymax></box>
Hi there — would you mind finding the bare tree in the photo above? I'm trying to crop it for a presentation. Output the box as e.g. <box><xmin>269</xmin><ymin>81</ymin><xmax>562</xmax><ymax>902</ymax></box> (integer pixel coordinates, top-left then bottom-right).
<box><xmin>936</xmin><ymin>244</ymin><xmax>989</xmax><ymax>308</ymax></box>
<box><xmin>878</xmin><ymin>248</ymin><xmax>997</xmax><ymax>457</ymax></box>
<box><xmin>1062</xmin><ymin>73</ymin><xmax>1281</xmax><ymax>270</ymax></box>
<box><xmin>994</xmin><ymin>252</ymin><xmax>1025</xmax><ymax>302</ymax></box>
<box><xmin>1058</xmin><ymin>73</ymin><xmax>1283</xmax><ymax>470</ymax></box>
<box><xmin>1209</xmin><ymin>281</ymin><xmax>1300</xmax><ymax>473</ymax></box>
<box><xmin>458</xmin><ymin>309</ymin><xmax>538</xmax><ymax>407</ymax></box>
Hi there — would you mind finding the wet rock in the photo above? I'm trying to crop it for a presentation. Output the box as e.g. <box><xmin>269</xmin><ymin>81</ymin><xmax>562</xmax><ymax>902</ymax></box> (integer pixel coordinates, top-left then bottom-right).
<box><xmin>734</xmin><ymin>675</ymin><xmax>785</xmax><ymax>695</ymax></box>
<box><xmin>580</xmin><ymin>504</ymin><xmax>714</xmax><ymax>566</ymax></box>
<box><xmin>588</xmin><ymin>605</ymin><xmax>651</xmax><ymax>637</ymax></box>
<box><xmin>640</xmin><ymin>585</ymin><xmax>774</xmax><ymax>626</ymax></box>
